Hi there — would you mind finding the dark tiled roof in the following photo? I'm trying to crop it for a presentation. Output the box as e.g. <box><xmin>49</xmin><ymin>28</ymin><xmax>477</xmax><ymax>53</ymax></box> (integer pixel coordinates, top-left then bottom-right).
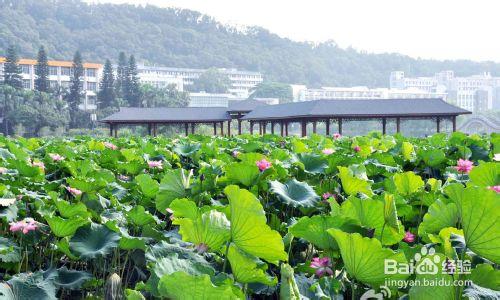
<box><xmin>241</xmin><ymin>98</ymin><xmax>471</xmax><ymax>120</ymax></box>
<box><xmin>227</xmin><ymin>99</ymin><xmax>268</xmax><ymax>112</ymax></box>
<box><xmin>101</xmin><ymin>107</ymin><xmax>231</xmax><ymax>123</ymax></box>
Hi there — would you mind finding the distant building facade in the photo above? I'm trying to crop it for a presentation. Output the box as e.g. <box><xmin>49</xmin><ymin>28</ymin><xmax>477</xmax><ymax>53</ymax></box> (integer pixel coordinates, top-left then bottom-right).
<box><xmin>390</xmin><ymin>71</ymin><xmax>500</xmax><ymax>112</ymax></box>
<box><xmin>188</xmin><ymin>92</ymin><xmax>245</xmax><ymax>107</ymax></box>
<box><xmin>0</xmin><ymin>57</ymin><xmax>101</xmax><ymax>110</ymax></box>
<box><xmin>137</xmin><ymin>65</ymin><xmax>263</xmax><ymax>98</ymax></box>
<box><xmin>295</xmin><ymin>86</ymin><xmax>446</xmax><ymax>102</ymax></box>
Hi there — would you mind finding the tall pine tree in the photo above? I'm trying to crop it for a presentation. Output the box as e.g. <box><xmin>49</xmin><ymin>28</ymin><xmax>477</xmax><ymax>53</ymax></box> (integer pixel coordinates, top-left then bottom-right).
<box><xmin>115</xmin><ymin>52</ymin><xmax>128</xmax><ymax>99</ymax></box>
<box><xmin>67</xmin><ymin>51</ymin><xmax>84</xmax><ymax>128</ymax></box>
<box><xmin>34</xmin><ymin>46</ymin><xmax>49</xmax><ymax>93</ymax></box>
<box><xmin>97</xmin><ymin>59</ymin><xmax>116</xmax><ymax>108</ymax></box>
<box><xmin>3</xmin><ymin>45</ymin><xmax>23</xmax><ymax>89</ymax></box>
<box><xmin>125</xmin><ymin>55</ymin><xmax>141</xmax><ymax>107</ymax></box>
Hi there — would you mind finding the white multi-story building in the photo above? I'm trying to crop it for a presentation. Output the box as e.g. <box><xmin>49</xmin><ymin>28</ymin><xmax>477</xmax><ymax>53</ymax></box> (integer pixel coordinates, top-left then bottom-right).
<box><xmin>296</xmin><ymin>86</ymin><xmax>446</xmax><ymax>102</ymax></box>
<box><xmin>390</xmin><ymin>71</ymin><xmax>500</xmax><ymax>112</ymax></box>
<box><xmin>137</xmin><ymin>65</ymin><xmax>263</xmax><ymax>98</ymax></box>
<box><xmin>138</xmin><ymin>66</ymin><xmax>184</xmax><ymax>91</ymax></box>
<box><xmin>188</xmin><ymin>92</ymin><xmax>245</xmax><ymax>107</ymax></box>
<box><xmin>0</xmin><ymin>57</ymin><xmax>101</xmax><ymax>110</ymax></box>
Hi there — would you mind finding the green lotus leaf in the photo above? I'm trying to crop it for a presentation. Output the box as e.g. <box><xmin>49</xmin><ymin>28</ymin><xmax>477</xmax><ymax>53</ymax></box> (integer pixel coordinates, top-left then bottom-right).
<box><xmin>279</xmin><ymin>264</ymin><xmax>301</xmax><ymax>300</ymax></box>
<box><xmin>135</xmin><ymin>174</ymin><xmax>159</xmax><ymax>198</ymax></box>
<box><xmin>45</xmin><ymin>216</ymin><xmax>89</xmax><ymax>238</ymax></box>
<box><xmin>0</xmin><ymin>237</ymin><xmax>21</xmax><ymax>263</ymax></box>
<box><xmin>392</xmin><ymin>171</ymin><xmax>424</xmax><ymax>196</ymax></box>
<box><xmin>155</xmin><ymin>169</ymin><xmax>190</xmax><ymax>213</ymax></box>
<box><xmin>126</xmin><ymin>205</ymin><xmax>156</xmax><ymax>226</ymax></box>
<box><xmin>467</xmin><ymin>264</ymin><xmax>500</xmax><ymax>291</ymax></box>
<box><xmin>337</xmin><ymin>166</ymin><xmax>373</xmax><ymax>196</ymax></box>
<box><xmin>418</xmin><ymin>199</ymin><xmax>458</xmax><ymax>236</ymax></box>
<box><xmin>296</xmin><ymin>153</ymin><xmax>328</xmax><ymax>174</ymax></box>
<box><xmin>469</xmin><ymin>162</ymin><xmax>500</xmax><ymax>187</ymax></box>
<box><xmin>170</xmin><ymin>198</ymin><xmax>230</xmax><ymax>251</ymax></box>
<box><xmin>54</xmin><ymin>199</ymin><xmax>89</xmax><ymax>219</ymax></box>
<box><xmin>0</xmin><ymin>271</ymin><xmax>57</xmax><ymax>300</ymax></box>
<box><xmin>54</xmin><ymin>267</ymin><xmax>92</xmax><ymax>290</ymax></box>
<box><xmin>119</xmin><ymin>236</ymin><xmax>147</xmax><ymax>251</ymax></box>
<box><xmin>227</xmin><ymin>244</ymin><xmax>277</xmax><ymax>286</ymax></box>
<box><xmin>125</xmin><ymin>289</ymin><xmax>146</xmax><ymax>300</ymax></box>
<box><xmin>420</xmin><ymin>148</ymin><xmax>446</xmax><ymax>167</ymax></box>
<box><xmin>408</xmin><ymin>253</ymin><xmax>455</xmax><ymax>300</ymax></box>
<box><xmin>225</xmin><ymin>185</ymin><xmax>287</xmax><ymax>264</ymax></box>
<box><xmin>288</xmin><ymin>215</ymin><xmax>359</xmax><ymax>251</ymax></box>
<box><xmin>225</xmin><ymin>162</ymin><xmax>260</xmax><ymax>187</ymax></box>
<box><xmin>173</xmin><ymin>142</ymin><xmax>200</xmax><ymax>157</ymax></box>
<box><xmin>158</xmin><ymin>271</ymin><xmax>243</xmax><ymax>300</ymax></box>
<box><xmin>428</xmin><ymin>227</ymin><xmax>463</xmax><ymax>258</ymax></box>
<box><xmin>401</xmin><ymin>141</ymin><xmax>415</xmax><ymax>161</ymax></box>
<box><xmin>383</xmin><ymin>193</ymin><xmax>399</xmax><ymax>231</ymax></box>
<box><xmin>69</xmin><ymin>223</ymin><xmax>120</xmax><ymax>260</ymax></box>
<box><xmin>328</xmin><ymin>229</ymin><xmax>408</xmax><ymax>287</ymax></box>
<box><xmin>341</xmin><ymin>196</ymin><xmax>403</xmax><ymax>245</ymax></box>
<box><xmin>270</xmin><ymin>179</ymin><xmax>320</xmax><ymax>208</ymax></box>
<box><xmin>459</xmin><ymin>186</ymin><xmax>500</xmax><ymax>263</ymax></box>
<box><xmin>0</xmin><ymin>204</ymin><xmax>18</xmax><ymax>222</ymax></box>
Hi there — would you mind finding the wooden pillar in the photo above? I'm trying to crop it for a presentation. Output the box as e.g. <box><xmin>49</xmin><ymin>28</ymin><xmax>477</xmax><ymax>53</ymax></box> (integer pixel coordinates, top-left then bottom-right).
<box><xmin>436</xmin><ymin>117</ymin><xmax>441</xmax><ymax>133</ymax></box>
<box><xmin>270</xmin><ymin>122</ymin><xmax>275</xmax><ymax>135</ymax></box>
<box><xmin>280</xmin><ymin>122</ymin><xmax>284</xmax><ymax>136</ymax></box>
<box><xmin>213</xmin><ymin>123</ymin><xmax>217</xmax><ymax>135</ymax></box>
<box><xmin>338</xmin><ymin>118</ymin><xmax>343</xmax><ymax>135</ymax></box>
<box><xmin>301</xmin><ymin>120</ymin><xmax>307</xmax><ymax>137</ymax></box>
<box><xmin>237</xmin><ymin>119</ymin><xmax>242</xmax><ymax>135</ymax></box>
<box><xmin>227</xmin><ymin>120</ymin><xmax>231</xmax><ymax>136</ymax></box>
<box><xmin>259</xmin><ymin>122</ymin><xmax>263</xmax><ymax>135</ymax></box>
<box><xmin>185</xmin><ymin>123</ymin><xmax>189</xmax><ymax>136</ymax></box>
<box><xmin>312</xmin><ymin>121</ymin><xmax>317</xmax><ymax>134</ymax></box>
<box><xmin>191</xmin><ymin>123</ymin><xmax>195</xmax><ymax>134</ymax></box>
<box><xmin>153</xmin><ymin>124</ymin><xmax>157</xmax><ymax>136</ymax></box>
<box><xmin>263</xmin><ymin>122</ymin><xmax>267</xmax><ymax>134</ymax></box>
<box><xmin>452</xmin><ymin>116</ymin><xmax>457</xmax><ymax>132</ymax></box>
<box><xmin>382</xmin><ymin>118</ymin><xmax>387</xmax><ymax>135</ymax></box>
<box><xmin>109</xmin><ymin>124</ymin><xmax>113</xmax><ymax>137</ymax></box>
<box><xmin>250</xmin><ymin>121</ymin><xmax>254</xmax><ymax>134</ymax></box>
<box><xmin>147</xmin><ymin>123</ymin><xmax>152</xmax><ymax>135</ymax></box>
<box><xmin>114</xmin><ymin>125</ymin><xmax>118</xmax><ymax>138</ymax></box>
<box><xmin>325</xmin><ymin>119</ymin><xmax>330</xmax><ymax>136</ymax></box>
<box><xmin>285</xmin><ymin>122</ymin><xmax>289</xmax><ymax>136</ymax></box>
<box><xmin>220</xmin><ymin>122</ymin><xmax>224</xmax><ymax>136</ymax></box>
<box><xmin>396</xmin><ymin>117</ymin><xmax>401</xmax><ymax>133</ymax></box>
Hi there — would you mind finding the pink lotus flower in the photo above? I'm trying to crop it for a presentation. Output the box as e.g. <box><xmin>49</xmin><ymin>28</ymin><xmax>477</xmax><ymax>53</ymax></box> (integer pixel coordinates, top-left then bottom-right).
<box><xmin>9</xmin><ymin>218</ymin><xmax>38</xmax><ymax>234</ymax></box>
<box><xmin>333</xmin><ymin>133</ymin><xmax>342</xmax><ymax>139</ymax></box>
<box><xmin>322</xmin><ymin>192</ymin><xmax>335</xmax><ymax>200</ymax></box>
<box><xmin>494</xmin><ymin>153</ymin><xmax>500</xmax><ymax>162</ymax></box>
<box><xmin>232</xmin><ymin>150</ymin><xmax>240</xmax><ymax>158</ymax></box>
<box><xmin>322</xmin><ymin>148</ymin><xmax>335</xmax><ymax>155</ymax></box>
<box><xmin>310</xmin><ymin>257</ymin><xmax>333</xmax><ymax>277</ymax></box>
<box><xmin>66</xmin><ymin>186</ymin><xmax>82</xmax><ymax>196</ymax></box>
<box><xmin>353</xmin><ymin>146</ymin><xmax>361</xmax><ymax>152</ymax></box>
<box><xmin>403</xmin><ymin>231</ymin><xmax>415</xmax><ymax>243</ymax></box>
<box><xmin>488</xmin><ymin>186</ymin><xmax>500</xmax><ymax>193</ymax></box>
<box><xmin>455</xmin><ymin>159</ymin><xmax>473</xmax><ymax>174</ymax></box>
<box><xmin>195</xmin><ymin>243</ymin><xmax>209</xmax><ymax>253</ymax></box>
<box><xmin>0</xmin><ymin>167</ymin><xmax>7</xmax><ymax>174</ymax></box>
<box><xmin>49</xmin><ymin>153</ymin><xmax>64</xmax><ymax>162</ymax></box>
<box><xmin>32</xmin><ymin>161</ymin><xmax>45</xmax><ymax>170</ymax></box>
<box><xmin>148</xmin><ymin>160</ymin><xmax>163</xmax><ymax>169</ymax></box>
<box><xmin>104</xmin><ymin>142</ymin><xmax>118</xmax><ymax>150</ymax></box>
<box><xmin>256</xmin><ymin>159</ymin><xmax>272</xmax><ymax>172</ymax></box>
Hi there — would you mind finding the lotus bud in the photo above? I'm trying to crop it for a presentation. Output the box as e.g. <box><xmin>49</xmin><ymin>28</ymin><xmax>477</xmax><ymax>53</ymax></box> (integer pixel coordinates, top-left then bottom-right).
<box><xmin>105</xmin><ymin>273</ymin><xmax>123</xmax><ymax>300</ymax></box>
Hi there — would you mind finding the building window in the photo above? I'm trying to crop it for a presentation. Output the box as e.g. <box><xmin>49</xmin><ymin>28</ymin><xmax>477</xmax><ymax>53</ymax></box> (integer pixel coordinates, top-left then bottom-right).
<box><xmin>49</xmin><ymin>80</ymin><xmax>58</xmax><ymax>89</ymax></box>
<box><xmin>21</xmin><ymin>65</ymin><xmax>30</xmax><ymax>74</ymax></box>
<box><xmin>49</xmin><ymin>66</ymin><xmax>58</xmax><ymax>76</ymax></box>
<box><xmin>86</xmin><ymin>68</ymin><xmax>96</xmax><ymax>77</ymax></box>
<box><xmin>22</xmin><ymin>79</ymin><xmax>31</xmax><ymax>89</ymax></box>
<box><xmin>61</xmin><ymin>67</ymin><xmax>71</xmax><ymax>76</ymax></box>
<box><xmin>86</xmin><ymin>82</ymin><xmax>97</xmax><ymax>91</ymax></box>
<box><xmin>60</xmin><ymin>81</ymin><xmax>70</xmax><ymax>89</ymax></box>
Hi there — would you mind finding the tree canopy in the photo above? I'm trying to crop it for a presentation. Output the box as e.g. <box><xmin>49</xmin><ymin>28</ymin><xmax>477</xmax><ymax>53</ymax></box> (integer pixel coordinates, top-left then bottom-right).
<box><xmin>190</xmin><ymin>68</ymin><xmax>231</xmax><ymax>93</ymax></box>
<box><xmin>1</xmin><ymin>0</ymin><xmax>499</xmax><ymax>87</ymax></box>
<box><xmin>250</xmin><ymin>82</ymin><xmax>293</xmax><ymax>103</ymax></box>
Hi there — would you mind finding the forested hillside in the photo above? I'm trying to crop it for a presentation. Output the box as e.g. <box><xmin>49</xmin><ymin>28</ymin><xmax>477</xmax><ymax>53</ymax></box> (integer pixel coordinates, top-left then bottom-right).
<box><xmin>1</xmin><ymin>0</ymin><xmax>500</xmax><ymax>86</ymax></box>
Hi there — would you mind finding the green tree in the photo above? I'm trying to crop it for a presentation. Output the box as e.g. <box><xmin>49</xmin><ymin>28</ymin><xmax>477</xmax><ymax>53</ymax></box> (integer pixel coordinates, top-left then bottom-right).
<box><xmin>3</xmin><ymin>45</ymin><xmax>23</xmax><ymax>89</ymax></box>
<box><xmin>124</xmin><ymin>55</ymin><xmax>141</xmax><ymax>106</ymax></box>
<box><xmin>34</xmin><ymin>45</ymin><xmax>50</xmax><ymax>93</ymax></box>
<box><xmin>115</xmin><ymin>52</ymin><xmax>128</xmax><ymax>99</ymax></box>
<box><xmin>250</xmin><ymin>81</ymin><xmax>293</xmax><ymax>104</ymax></box>
<box><xmin>191</xmin><ymin>68</ymin><xmax>231</xmax><ymax>93</ymax></box>
<box><xmin>140</xmin><ymin>83</ymin><xmax>190</xmax><ymax>108</ymax></box>
<box><xmin>67</xmin><ymin>51</ymin><xmax>84</xmax><ymax>128</ymax></box>
<box><xmin>98</xmin><ymin>59</ymin><xmax>116</xmax><ymax>108</ymax></box>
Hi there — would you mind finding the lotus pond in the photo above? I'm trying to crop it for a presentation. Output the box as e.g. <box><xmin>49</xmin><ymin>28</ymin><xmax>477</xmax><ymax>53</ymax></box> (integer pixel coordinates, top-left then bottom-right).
<box><xmin>0</xmin><ymin>132</ymin><xmax>499</xmax><ymax>299</ymax></box>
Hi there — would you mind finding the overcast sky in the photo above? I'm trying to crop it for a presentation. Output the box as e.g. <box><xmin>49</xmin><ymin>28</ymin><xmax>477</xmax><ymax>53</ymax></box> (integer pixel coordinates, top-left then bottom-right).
<box><xmin>88</xmin><ymin>0</ymin><xmax>499</xmax><ymax>62</ymax></box>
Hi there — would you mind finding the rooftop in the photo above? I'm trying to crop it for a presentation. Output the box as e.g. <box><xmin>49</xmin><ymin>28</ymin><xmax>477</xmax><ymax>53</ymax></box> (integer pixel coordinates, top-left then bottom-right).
<box><xmin>101</xmin><ymin>107</ymin><xmax>231</xmax><ymax>123</ymax></box>
<box><xmin>0</xmin><ymin>57</ymin><xmax>102</xmax><ymax>69</ymax></box>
